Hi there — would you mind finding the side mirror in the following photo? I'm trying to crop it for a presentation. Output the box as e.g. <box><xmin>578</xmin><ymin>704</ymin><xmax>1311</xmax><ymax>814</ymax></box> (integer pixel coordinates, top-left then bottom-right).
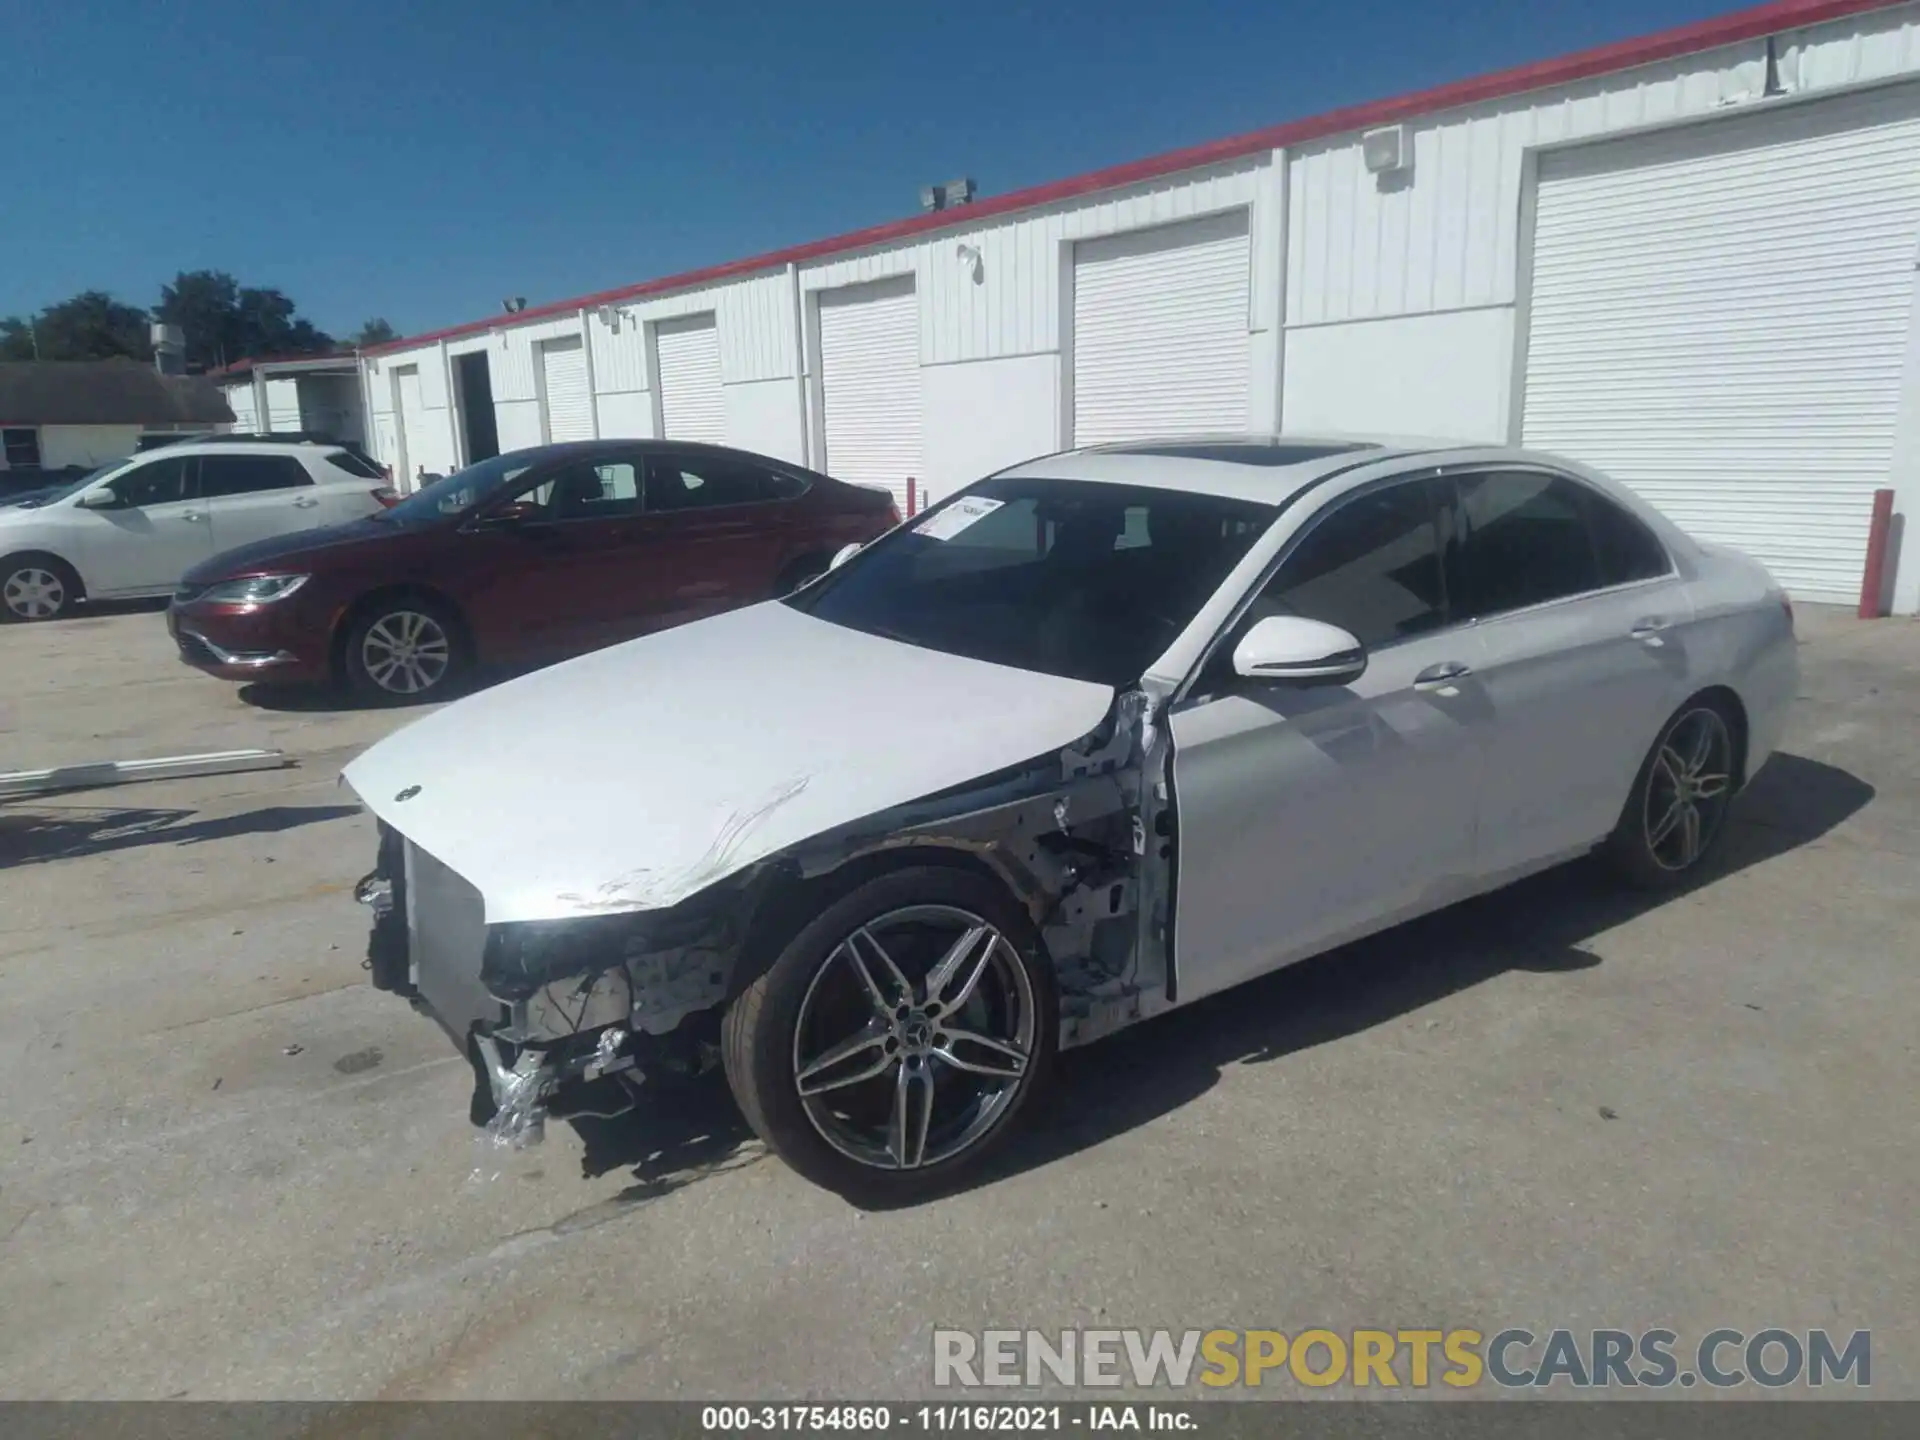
<box><xmin>75</xmin><ymin>489</ymin><xmax>120</xmax><ymax>510</ymax></box>
<box><xmin>1231</xmin><ymin>615</ymin><xmax>1367</xmax><ymax>686</ymax></box>
<box><xmin>828</xmin><ymin>542</ymin><xmax>862</xmax><ymax>571</ymax></box>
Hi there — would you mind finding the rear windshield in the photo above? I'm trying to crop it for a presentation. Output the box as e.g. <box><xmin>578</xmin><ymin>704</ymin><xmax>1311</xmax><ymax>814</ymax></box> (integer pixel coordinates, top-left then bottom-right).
<box><xmin>324</xmin><ymin>449</ymin><xmax>386</xmax><ymax>480</ymax></box>
<box><xmin>786</xmin><ymin>475</ymin><xmax>1272</xmax><ymax>687</ymax></box>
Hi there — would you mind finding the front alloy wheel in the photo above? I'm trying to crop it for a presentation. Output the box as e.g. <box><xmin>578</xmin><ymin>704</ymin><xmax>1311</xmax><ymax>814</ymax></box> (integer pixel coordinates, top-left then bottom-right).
<box><xmin>793</xmin><ymin>906</ymin><xmax>1036</xmax><ymax>1171</ymax></box>
<box><xmin>724</xmin><ymin>866</ymin><xmax>1057</xmax><ymax>1202</ymax></box>
<box><xmin>344</xmin><ymin>602</ymin><xmax>463</xmax><ymax>701</ymax></box>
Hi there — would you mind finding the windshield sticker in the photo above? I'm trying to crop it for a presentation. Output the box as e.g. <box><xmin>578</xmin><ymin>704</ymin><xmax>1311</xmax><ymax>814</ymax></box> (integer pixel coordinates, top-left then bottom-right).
<box><xmin>914</xmin><ymin>495</ymin><xmax>1004</xmax><ymax>541</ymax></box>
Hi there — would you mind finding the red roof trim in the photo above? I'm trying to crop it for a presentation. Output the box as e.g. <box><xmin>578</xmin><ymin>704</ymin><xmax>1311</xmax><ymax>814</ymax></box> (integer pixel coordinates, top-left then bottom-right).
<box><xmin>211</xmin><ymin>352</ymin><xmax>361</xmax><ymax>377</ymax></box>
<box><xmin>366</xmin><ymin>0</ymin><xmax>1900</xmax><ymax>357</ymax></box>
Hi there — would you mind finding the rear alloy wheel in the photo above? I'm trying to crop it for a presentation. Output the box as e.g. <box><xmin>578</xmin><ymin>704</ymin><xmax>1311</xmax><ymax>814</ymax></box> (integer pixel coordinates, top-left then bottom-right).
<box><xmin>343</xmin><ymin>600</ymin><xmax>464</xmax><ymax>701</ymax></box>
<box><xmin>0</xmin><ymin>558</ymin><xmax>78</xmax><ymax>622</ymax></box>
<box><xmin>723</xmin><ymin>866</ymin><xmax>1057</xmax><ymax>1202</ymax></box>
<box><xmin>1603</xmin><ymin>698</ymin><xmax>1738</xmax><ymax>890</ymax></box>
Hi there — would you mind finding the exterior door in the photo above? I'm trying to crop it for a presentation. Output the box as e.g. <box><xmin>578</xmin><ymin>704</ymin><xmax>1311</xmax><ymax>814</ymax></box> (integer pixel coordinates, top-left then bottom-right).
<box><xmin>1443</xmin><ymin>469</ymin><xmax>1696</xmax><ymax>879</ymax></box>
<box><xmin>636</xmin><ymin>452</ymin><xmax>796</xmax><ymax>629</ymax></box>
<box><xmin>654</xmin><ymin>314</ymin><xmax>725</xmax><ymax>443</ymax></box>
<box><xmin>539</xmin><ymin>337</ymin><xmax>594</xmax><ymax>442</ymax></box>
<box><xmin>200</xmin><ymin>453</ymin><xmax>327</xmax><ymax>552</ymax></box>
<box><xmin>1169</xmin><ymin>475</ymin><xmax>1488</xmax><ymax>1004</ymax></box>
<box><xmin>458</xmin><ymin>454</ymin><xmax>654</xmax><ymax>663</ymax></box>
<box><xmin>72</xmin><ymin>453</ymin><xmax>213</xmax><ymax>595</ymax></box>
<box><xmin>817</xmin><ymin>276</ymin><xmax>922</xmax><ymax>513</ymax></box>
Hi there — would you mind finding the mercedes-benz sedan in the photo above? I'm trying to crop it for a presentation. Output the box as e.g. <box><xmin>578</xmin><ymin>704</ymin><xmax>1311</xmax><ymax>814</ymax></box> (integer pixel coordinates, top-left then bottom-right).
<box><xmin>342</xmin><ymin>435</ymin><xmax>1798</xmax><ymax>1202</ymax></box>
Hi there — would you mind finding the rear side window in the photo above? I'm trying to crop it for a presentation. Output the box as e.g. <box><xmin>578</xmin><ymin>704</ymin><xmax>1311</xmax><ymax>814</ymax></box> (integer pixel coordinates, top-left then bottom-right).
<box><xmin>1247</xmin><ymin>478</ymin><xmax>1448</xmax><ymax>649</ymax></box>
<box><xmin>197</xmin><ymin>454</ymin><xmax>313</xmax><ymax>497</ymax></box>
<box><xmin>324</xmin><ymin>449</ymin><xmax>385</xmax><ymax>480</ymax></box>
<box><xmin>107</xmin><ymin>456</ymin><xmax>191</xmax><ymax>507</ymax></box>
<box><xmin>1448</xmin><ymin>471</ymin><xmax>1600</xmax><ymax>619</ymax></box>
<box><xmin>645</xmin><ymin>456</ymin><xmax>801</xmax><ymax>510</ymax></box>
<box><xmin>1582</xmin><ymin>488</ymin><xmax>1671</xmax><ymax>586</ymax></box>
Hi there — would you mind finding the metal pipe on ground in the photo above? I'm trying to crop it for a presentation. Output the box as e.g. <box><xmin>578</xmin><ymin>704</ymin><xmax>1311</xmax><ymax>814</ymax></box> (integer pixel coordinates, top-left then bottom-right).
<box><xmin>0</xmin><ymin>749</ymin><xmax>290</xmax><ymax>800</ymax></box>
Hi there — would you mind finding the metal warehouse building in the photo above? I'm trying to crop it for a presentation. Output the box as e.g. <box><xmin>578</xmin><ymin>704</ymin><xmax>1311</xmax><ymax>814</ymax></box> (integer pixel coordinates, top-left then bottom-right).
<box><xmin>361</xmin><ymin>0</ymin><xmax>1920</xmax><ymax>612</ymax></box>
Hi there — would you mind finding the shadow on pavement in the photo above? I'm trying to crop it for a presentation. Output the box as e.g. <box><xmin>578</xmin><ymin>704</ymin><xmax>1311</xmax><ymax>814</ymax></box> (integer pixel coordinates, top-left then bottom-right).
<box><xmin>0</xmin><ymin>802</ymin><xmax>361</xmax><ymax>866</ymax></box>
<box><xmin>544</xmin><ymin>750</ymin><xmax>1874</xmax><ymax>1209</ymax></box>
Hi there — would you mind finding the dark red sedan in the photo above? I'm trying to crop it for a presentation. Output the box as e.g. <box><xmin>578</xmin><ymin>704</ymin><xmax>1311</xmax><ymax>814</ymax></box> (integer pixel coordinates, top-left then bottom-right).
<box><xmin>168</xmin><ymin>440</ymin><xmax>900</xmax><ymax>700</ymax></box>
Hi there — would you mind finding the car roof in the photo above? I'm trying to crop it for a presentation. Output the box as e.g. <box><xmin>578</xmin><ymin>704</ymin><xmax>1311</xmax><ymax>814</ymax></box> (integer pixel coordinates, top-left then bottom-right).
<box><xmin>993</xmin><ymin>433</ymin><xmax>1481</xmax><ymax>505</ymax></box>
<box><xmin>493</xmin><ymin>437</ymin><xmax>832</xmax><ymax>475</ymax></box>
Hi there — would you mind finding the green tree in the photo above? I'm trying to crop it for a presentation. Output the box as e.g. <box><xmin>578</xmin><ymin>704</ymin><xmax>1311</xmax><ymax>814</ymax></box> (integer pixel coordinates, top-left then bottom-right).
<box><xmin>0</xmin><ymin>293</ymin><xmax>152</xmax><ymax>361</ymax></box>
<box><xmin>155</xmin><ymin>270</ymin><xmax>335</xmax><ymax>369</ymax></box>
<box><xmin>348</xmin><ymin>318</ymin><xmax>397</xmax><ymax>347</ymax></box>
<box><xmin>0</xmin><ymin>316</ymin><xmax>37</xmax><ymax>360</ymax></box>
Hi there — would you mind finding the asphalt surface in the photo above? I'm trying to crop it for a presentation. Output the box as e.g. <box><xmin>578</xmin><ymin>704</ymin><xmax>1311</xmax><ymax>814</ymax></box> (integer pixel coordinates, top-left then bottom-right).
<box><xmin>0</xmin><ymin>600</ymin><xmax>1914</xmax><ymax>1400</ymax></box>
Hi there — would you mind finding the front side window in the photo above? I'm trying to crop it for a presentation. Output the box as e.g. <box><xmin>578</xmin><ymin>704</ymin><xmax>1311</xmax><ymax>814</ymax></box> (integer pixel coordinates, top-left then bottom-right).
<box><xmin>1246</xmin><ymin>477</ymin><xmax>1448</xmax><ymax>650</ymax></box>
<box><xmin>1448</xmin><ymin>471</ymin><xmax>1601</xmax><ymax>619</ymax></box>
<box><xmin>107</xmin><ymin>456</ymin><xmax>191</xmax><ymax>508</ymax></box>
<box><xmin>787</xmin><ymin>475</ymin><xmax>1271</xmax><ymax>687</ymax></box>
<box><xmin>510</xmin><ymin>459</ymin><xmax>643</xmax><ymax>520</ymax></box>
<box><xmin>197</xmin><ymin>454</ymin><xmax>312</xmax><ymax>497</ymax></box>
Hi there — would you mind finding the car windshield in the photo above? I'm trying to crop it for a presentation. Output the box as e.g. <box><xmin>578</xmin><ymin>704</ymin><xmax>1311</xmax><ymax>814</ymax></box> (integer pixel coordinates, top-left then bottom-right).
<box><xmin>786</xmin><ymin>475</ymin><xmax>1273</xmax><ymax>687</ymax></box>
<box><xmin>380</xmin><ymin>451</ymin><xmax>538</xmax><ymax>522</ymax></box>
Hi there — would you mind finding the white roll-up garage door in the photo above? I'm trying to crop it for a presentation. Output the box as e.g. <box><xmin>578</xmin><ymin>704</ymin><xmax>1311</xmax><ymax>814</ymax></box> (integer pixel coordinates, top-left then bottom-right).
<box><xmin>395</xmin><ymin>365</ymin><xmax>428</xmax><ymax>489</ymax></box>
<box><xmin>539</xmin><ymin>336</ymin><xmax>594</xmax><ymax>443</ymax></box>
<box><xmin>1522</xmin><ymin>85</ymin><xmax>1920</xmax><ymax>603</ymax></box>
<box><xmin>1072</xmin><ymin>210</ymin><xmax>1252</xmax><ymax>446</ymax></box>
<box><xmin>818</xmin><ymin>276</ymin><xmax>922</xmax><ymax>508</ymax></box>
<box><xmin>227</xmin><ymin>386</ymin><xmax>258</xmax><ymax>432</ymax></box>
<box><xmin>656</xmin><ymin>313</ymin><xmax>725</xmax><ymax>443</ymax></box>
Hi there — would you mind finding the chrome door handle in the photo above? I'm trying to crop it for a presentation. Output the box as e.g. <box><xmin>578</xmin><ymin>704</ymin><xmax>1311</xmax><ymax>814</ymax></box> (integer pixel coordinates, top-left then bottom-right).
<box><xmin>292</xmin><ymin>497</ymin><xmax>320</xmax><ymax>508</ymax></box>
<box><xmin>1414</xmin><ymin>660</ymin><xmax>1473</xmax><ymax>689</ymax></box>
<box><xmin>180</xmin><ymin>512</ymin><xmax>204</xmax><ymax>522</ymax></box>
<box><xmin>1631</xmin><ymin>616</ymin><xmax>1669</xmax><ymax>646</ymax></box>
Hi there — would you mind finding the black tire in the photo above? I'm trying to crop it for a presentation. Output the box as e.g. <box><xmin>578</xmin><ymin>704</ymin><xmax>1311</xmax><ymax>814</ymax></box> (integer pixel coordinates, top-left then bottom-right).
<box><xmin>722</xmin><ymin>864</ymin><xmax>1058</xmax><ymax>1204</ymax></box>
<box><xmin>773</xmin><ymin>553</ymin><xmax>832</xmax><ymax>597</ymax></box>
<box><xmin>0</xmin><ymin>552</ymin><xmax>81</xmax><ymax>623</ymax></box>
<box><xmin>340</xmin><ymin>593</ymin><xmax>469</xmax><ymax>703</ymax></box>
<box><xmin>1601</xmin><ymin>693</ymin><xmax>1742</xmax><ymax>891</ymax></box>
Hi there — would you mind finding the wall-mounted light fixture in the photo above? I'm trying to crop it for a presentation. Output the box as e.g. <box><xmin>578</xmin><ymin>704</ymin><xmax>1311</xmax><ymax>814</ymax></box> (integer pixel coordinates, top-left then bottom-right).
<box><xmin>1360</xmin><ymin>124</ymin><xmax>1411</xmax><ymax>177</ymax></box>
<box><xmin>955</xmin><ymin>242</ymin><xmax>984</xmax><ymax>284</ymax></box>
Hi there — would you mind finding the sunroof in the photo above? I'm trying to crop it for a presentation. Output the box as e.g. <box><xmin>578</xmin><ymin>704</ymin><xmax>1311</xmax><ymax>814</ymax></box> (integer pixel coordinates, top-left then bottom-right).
<box><xmin>1102</xmin><ymin>440</ymin><xmax>1377</xmax><ymax>466</ymax></box>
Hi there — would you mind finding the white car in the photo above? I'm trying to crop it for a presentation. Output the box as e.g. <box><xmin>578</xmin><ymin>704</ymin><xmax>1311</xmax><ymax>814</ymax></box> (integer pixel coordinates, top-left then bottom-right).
<box><xmin>0</xmin><ymin>438</ymin><xmax>396</xmax><ymax>622</ymax></box>
<box><xmin>343</xmin><ymin>435</ymin><xmax>1799</xmax><ymax>1201</ymax></box>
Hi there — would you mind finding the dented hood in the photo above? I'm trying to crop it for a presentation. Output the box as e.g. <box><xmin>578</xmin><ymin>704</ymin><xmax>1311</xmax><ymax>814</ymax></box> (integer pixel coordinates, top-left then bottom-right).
<box><xmin>342</xmin><ymin>601</ymin><xmax>1115</xmax><ymax>923</ymax></box>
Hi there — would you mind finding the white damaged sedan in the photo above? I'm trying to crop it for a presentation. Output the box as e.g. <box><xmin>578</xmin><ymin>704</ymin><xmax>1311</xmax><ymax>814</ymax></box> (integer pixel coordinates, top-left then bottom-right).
<box><xmin>343</xmin><ymin>435</ymin><xmax>1798</xmax><ymax>1201</ymax></box>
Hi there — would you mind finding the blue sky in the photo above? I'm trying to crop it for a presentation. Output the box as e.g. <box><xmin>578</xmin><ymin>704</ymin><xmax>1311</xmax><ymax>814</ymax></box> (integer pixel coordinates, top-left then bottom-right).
<box><xmin>5</xmin><ymin>0</ymin><xmax>1740</xmax><ymax>342</ymax></box>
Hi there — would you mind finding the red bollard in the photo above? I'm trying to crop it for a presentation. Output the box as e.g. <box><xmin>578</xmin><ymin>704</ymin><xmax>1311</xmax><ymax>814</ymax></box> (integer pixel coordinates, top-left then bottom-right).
<box><xmin>1858</xmin><ymin>487</ymin><xmax>1895</xmax><ymax>619</ymax></box>
<box><xmin>906</xmin><ymin>477</ymin><xmax>918</xmax><ymax>517</ymax></box>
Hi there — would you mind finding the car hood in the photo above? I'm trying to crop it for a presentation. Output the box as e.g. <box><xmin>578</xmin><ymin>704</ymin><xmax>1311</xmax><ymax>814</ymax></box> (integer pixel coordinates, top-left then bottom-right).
<box><xmin>182</xmin><ymin>515</ymin><xmax>420</xmax><ymax>582</ymax></box>
<box><xmin>342</xmin><ymin>601</ymin><xmax>1116</xmax><ymax>924</ymax></box>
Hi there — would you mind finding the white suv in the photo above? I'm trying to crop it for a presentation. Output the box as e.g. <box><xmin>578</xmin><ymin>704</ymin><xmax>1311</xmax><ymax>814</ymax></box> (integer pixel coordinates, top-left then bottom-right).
<box><xmin>0</xmin><ymin>438</ymin><xmax>396</xmax><ymax>622</ymax></box>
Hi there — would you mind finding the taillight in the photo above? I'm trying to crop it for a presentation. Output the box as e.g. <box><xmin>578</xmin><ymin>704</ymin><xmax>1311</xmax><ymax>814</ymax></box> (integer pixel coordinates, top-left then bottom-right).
<box><xmin>887</xmin><ymin>500</ymin><xmax>902</xmax><ymax>527</ymax></box>
<box><xmin>371</xmin><ymin>487</ymin><xmax>400</xmax><ymax>508</ymax></box>
<box><xmin>1780</xmin><ymin>593</ymin><xmax>1795</xmax><ymax>633</ymax></box>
